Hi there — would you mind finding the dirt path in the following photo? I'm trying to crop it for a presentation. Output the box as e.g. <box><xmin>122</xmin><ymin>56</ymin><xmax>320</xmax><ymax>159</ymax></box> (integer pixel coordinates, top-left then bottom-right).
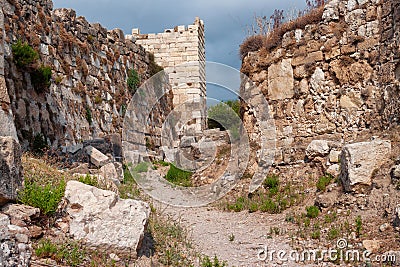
<box><xmin>161</xmin><ymin>205</ymin><xmax>330</xmax><ymax>267</ymax></box>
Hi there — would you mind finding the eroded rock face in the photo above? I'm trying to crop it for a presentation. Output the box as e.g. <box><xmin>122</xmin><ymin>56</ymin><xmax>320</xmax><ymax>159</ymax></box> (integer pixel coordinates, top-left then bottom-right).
<box><xmin>64</xmin><ymin>181</ymin><xmax>150</xmax><ymax>257</ymax></box>
<box><xmin>0</xmin><ymin>137</ymin><xmax>23</xmax><ymax>206</ymax></box>
<box><xmin>340</xmin><ymin>140</ymin><xmax>391</xmax><ymax>192</ymax></box>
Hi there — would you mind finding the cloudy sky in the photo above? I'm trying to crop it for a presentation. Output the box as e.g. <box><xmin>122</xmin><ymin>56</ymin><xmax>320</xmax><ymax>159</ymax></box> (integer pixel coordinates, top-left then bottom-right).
<box><xmin>52</xmin><ymin>0</ymin><xmax>306</xmax><ymax>103</ymax></box>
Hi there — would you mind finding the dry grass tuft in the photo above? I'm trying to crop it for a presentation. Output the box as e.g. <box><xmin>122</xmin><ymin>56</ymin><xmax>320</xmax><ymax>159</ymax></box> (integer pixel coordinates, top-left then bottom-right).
<box><xmin>240</xmin><ymin>5</ymin><xmax>325</xmax><ymax>60</ymax></box>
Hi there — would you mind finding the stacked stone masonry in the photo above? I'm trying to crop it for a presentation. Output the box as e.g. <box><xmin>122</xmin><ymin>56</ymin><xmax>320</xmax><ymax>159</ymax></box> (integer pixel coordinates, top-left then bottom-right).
<box><xmin>240</xmin><ymin>0</ymin><xmax>400</xmax><ymax>176</ymax></box>
<box><xmin>129</xmin><ymin>17</ymin><xmax>206</xmax><ymax>134</ymax></box>
<box><xmin>0</xmin><ymin>0</ymin><xmax>173</xmax><ymax>151</ymax></box>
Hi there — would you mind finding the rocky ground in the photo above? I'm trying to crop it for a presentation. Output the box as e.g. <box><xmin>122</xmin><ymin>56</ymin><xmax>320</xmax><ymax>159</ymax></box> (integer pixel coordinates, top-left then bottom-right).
<box><xmin>1</xmin><ymin>128</ymin><xmax>400</xmax><ymax>267</ymax></box>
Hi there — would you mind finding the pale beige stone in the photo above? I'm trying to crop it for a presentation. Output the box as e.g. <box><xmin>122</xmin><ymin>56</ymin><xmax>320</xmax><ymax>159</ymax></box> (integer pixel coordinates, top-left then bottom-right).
<box><xmin>267</xmin><ymin>59</ymin><xmax>294</xmax><ymax>100</ymax></box>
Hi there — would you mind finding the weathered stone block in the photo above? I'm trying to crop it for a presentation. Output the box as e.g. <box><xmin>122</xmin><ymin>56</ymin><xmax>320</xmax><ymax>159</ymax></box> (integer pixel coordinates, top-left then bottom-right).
<box><xmin>0</xmin><ymin>137</ymin><xmax>23</xmax><ymax>206</ymax></box>
<box><xmin>306</xmin><ymin>140</ymin><xmax>330</xmax><ymax>159</ymax></box>
<box><xmin>340</xmin><ymin>140</ymin><xmax>391</xmax><ymax>192</ymax></box>
<box><xmin>65</xmin><ymin>181</ymin><xmax>150</xmax><ymax>257</ymax></box>
<box><xmin>85</xmin><ymin>145</ymin><xmax>109</xmax><ymax>168</ymax></box>
<box><xmin>100</xmin><ymin>162</ymin><xmax>122</xmax><ymax>184</ymax></box>
<box><xmin>267</xmin><ymin>59</ymin><xmax>294</xmax><ymax>100</ymax></box>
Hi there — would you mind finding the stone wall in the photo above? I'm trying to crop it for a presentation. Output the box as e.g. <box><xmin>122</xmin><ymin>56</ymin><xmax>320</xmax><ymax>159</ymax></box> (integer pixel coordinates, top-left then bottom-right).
<box><xmin>240</xmin><ymin>0</ymin><xmax>399</xmax><ymax>176</ymax></box>
<box><xmin>0</xmin><ymin>1</ymin><xmax>17</xmax><ymax>140</ymax></box>
<box><xmin>379</xmin><ymin>0</ymin><xmax>400</xmax><ymax>124</ymax></box>
<box><xmin>1</xmin><ymin>0</ymin><xmax>173</xmax><ymax>151</ymax></box>
<box><xmin>129</xmin><ymin>18</ymin><xmax>206</xmax><ymax>134</ymax></box>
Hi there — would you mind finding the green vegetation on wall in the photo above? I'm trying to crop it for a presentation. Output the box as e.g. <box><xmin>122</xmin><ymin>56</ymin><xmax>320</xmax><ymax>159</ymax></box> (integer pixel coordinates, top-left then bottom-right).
<box><xmin>11</xmin><ymin>40</ymin><xmax>52</xmax><ymax>92</ymax></box>
<box><xmin>11</xmin><ymin>40</ymin><xmax>39</xmax><ymax>67</ymax></box>
<box><xmin>127</xmin><ymin>68</ymin><xmax>140</xmax><ymax>94</ymax></box>
<box><xmin>31</xmin><ymin>65</ymin><xmax>52</xmax><ymax>92</ymax></box>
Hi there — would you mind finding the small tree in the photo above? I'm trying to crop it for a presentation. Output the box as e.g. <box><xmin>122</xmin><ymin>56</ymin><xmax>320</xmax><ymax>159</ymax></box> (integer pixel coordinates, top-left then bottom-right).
<box><xmin>207</xmin><ymin>100</ymin><xmax>241</xmax><ymax>140</ymax></box>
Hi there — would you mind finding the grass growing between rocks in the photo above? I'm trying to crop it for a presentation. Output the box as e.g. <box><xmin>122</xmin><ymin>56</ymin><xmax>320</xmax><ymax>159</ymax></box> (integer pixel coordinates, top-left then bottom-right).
<box><xmin>18</xmin><ymin>180</ymin><xmax>65</xmax><ymax>215</ymax></box>
<box><xmin>34</xmin><ymin>238</ymin><xmax>121</xmax><ymax>267</ymax></box>
<box><xmin>117</xmin><ymin>162</ymin><xmax>152</xmax><ymax>200</ymax></box>
<box><xmin>35</xmin><ymin>239</ymin><xmax>86</xmax><ymax>267</ymax></box>
<box><xmin>147</xmin><ymin>212</ymin><xmax>196</xmax><ymax>266</ymax></box>
<box><xmin>165</xmin><ymin>163</ymin><xmax>193</xmax><ymax>187</ymax></box>
<box><xmin>225</xmin><ymin>175</ymin><xmax>305</xmax><ymax>214</ymax></box>
<box><xmin>316</xmin><ymin>174</ymin><xmax>334</xmax><ymax>192</ymax></box>
<box><xmin>19</xmin><ymin>155</ymin><xmax>72</xmax><ymax>215</ymax></box>
<box><xmin>78</xmin><ymin>173</ymin><xmax>99</xmax><ymax>187</ymax></box>
<box><xmin>200</xmin><ymin>255</ymin><xmax>227</xmax><ymax>267</ymax></box>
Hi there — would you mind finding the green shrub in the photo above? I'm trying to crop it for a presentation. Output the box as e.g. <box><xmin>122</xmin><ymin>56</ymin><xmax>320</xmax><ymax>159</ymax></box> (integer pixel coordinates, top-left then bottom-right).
<box><xmin>31</xmin><ymin>65</ymin><xmax>52</xmax><ymax>92</ymax></box>
<box><xmin>18</xmin><ymin>179</ymin><xmax>66</xmax><ymax>215</ymax></box>
<box><xmin>355</xmin><ymin>215</ymin><xmax>362</xmax><ymax>237</ymax></box>
<box><xmin>263</xmin><ymin>175</ymin><xmax>279</xmax><ymax>190</ymax></box>
<box><xmin>11</xmin><ymin>40</ymin><xmax>39</xmax><ymax>67</ymax></box>
<box><xmin>165</xmin><ymin>163</ymin><xmax>192</xmax><ymax>187</ymax></box>
<box><xmin>127</xmin><ymin>68</ymin><xmax>140</xmax><ymax>94</ymax></box>
<box><xmin>35</xmin><ymin>239</ymin><xmax>86</xmax><ymax>267</ymax></box>
<box><xmin>207</xmin><ymin>101</ymin><xmax>241</xmax><ymax>140</ymax></box>
<box><xmin>35</xmin><ymin>239</ymin><xmax>58</xmax><ymax>258</ymax></box>
<box><xmin>32</xmin><ymin>133</ymin><xmax>49</xmax><ymax>155</ymax></box>
<box><xmin>316</xmin><ymin>174</ymin><xmax>333</xmax><ymax>192</ymax></box>
<box><xmin>311</xmin><ymin>229</ymin><xmax>321</xmax><ymax>239</ymax></box>
<box><xmin>123</xmin><ymin>163</ymin><xmax>135</xmax><ymax>183</ymax></box>
<box><xmin>306</xmin><ymin>205</ymin><xmax>320</xmax><ymax>218</ymax></box>
<box><xmin>260</xmin><ymin>198</ymin><xmax>279</xmax><ymax>213</ymax></box>
<box><xmin>201</xmin><ymin>255</ymin><xmax>227</xmax><ymax>267</ymax></box>
<box><xmin>154</xmin><ymin>160</ymin><xmax>170</xmax><ymax>167</ymax></box>
<box><xmin>328</xmin><ymin>227</ymin><xmax>340</xmax><ymax>240</ymax></box>
<box><xmin>78</xmin><ymin>174</ymin><xmax>98</xmax><ymax>187</ymax></box>
<box><xmin>85</xmin><ymin>107</ymin><xmax>92</xmax><ymax>125</ymax></box>
<box><xmin>324</xmin><ymin>212</ymin><xmax>337</xmax><ymax>223</ymax></box>
<box><xmin>227</xmin><ymin>196</ymin><xmax>246</xmax><ymax>212</ymax></box>
<box><xmin>249</xmin><ymin>202</ymin><xmax>259</xmax><ymax>213</ymax></box>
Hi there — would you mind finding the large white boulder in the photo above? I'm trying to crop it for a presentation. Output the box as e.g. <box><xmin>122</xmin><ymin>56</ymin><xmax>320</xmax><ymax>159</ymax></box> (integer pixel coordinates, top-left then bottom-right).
<box><xmin>340</xmin><ymin>140</ymin><xmax>391</xmax><ymax>192</ymax></box>
<box><xmin>64</xmin><ymin>181</ymin><xmax>150</xmax><ymax>257</ymax></box>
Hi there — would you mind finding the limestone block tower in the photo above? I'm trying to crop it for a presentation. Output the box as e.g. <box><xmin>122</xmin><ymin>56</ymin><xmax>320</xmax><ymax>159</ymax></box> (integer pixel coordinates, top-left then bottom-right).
<box><xmin>128</xmin><ymin>17</ymin><xmax>206</xmax><ymax>134</ymax></box>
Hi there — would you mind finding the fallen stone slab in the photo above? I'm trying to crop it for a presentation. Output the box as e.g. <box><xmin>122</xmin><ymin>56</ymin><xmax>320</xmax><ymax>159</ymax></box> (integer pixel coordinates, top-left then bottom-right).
<box><xmin>0</xmin><ymin>136</ymin><xmax>23</xmax><ymax>206</ymax></box>
<box><xmin>306</xmin><ymin>140</ymin><xmax>330</xmax><ymax>159</ymax></box>
<box><xmin>84</xmin><ymin>145</ymin><xmax>109</xmax><ymax>167</ymax></box>
<box><xmin>100</xmin><ymin>162</ymin><xmax>122</xmax><ymax>184</ymax></box>
<box><xmin>340</xmin><ymin>140</ymin><xmax>391</xmax><ymax>192</ymax></box>
<box><xmin>64</xmin><ymin>181</ymin><xmax>150</xmax><ymax>257</ymax></box>
<box><xmin>1</xmin><ymin>204</ymin><xmax>40</xmax><ymax>227</ymax></box>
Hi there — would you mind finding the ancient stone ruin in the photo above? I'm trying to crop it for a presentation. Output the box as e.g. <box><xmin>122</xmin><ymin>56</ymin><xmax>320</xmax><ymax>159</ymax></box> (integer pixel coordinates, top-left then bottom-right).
<box><xmin>129</xmin><ymin>17</ymin><xmax>207</xmax><ymax>134</ymax></box>
<box><xmin>0</xmin><ymin>0</ymin><xmax>399</xmax><ymax>265</ymax></box>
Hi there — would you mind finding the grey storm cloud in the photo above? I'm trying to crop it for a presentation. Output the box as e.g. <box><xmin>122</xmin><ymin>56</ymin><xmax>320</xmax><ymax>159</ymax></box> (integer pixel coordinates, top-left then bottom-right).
<box><xmin>52</xmin><ymin>0</ymin><xmax>307</xmax><ymax>102</ymax></box>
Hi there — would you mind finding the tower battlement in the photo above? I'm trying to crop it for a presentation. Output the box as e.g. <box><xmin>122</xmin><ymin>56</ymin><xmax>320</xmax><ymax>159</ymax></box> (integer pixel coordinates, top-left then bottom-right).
<box><xmin>126</xmin><ymin>18</ymin><xmax>206</xmax><ymax>134</ymax></box>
